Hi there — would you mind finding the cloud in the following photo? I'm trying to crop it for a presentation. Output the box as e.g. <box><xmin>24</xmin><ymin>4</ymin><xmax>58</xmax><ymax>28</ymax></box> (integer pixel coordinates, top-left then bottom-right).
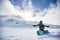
<box><xmin>0</xmin><ymin>0</ymin><xmax>22</xmax><ymax>15</ymax></box>
<box><xmin>37</xmin><ymin>0</ymin><xmax>60</xmax><ymax>25</ymax></box>
<box><xmin>20</xmin><ymin>0</ymin><xmax>60</xmax><ymax>25</ymax></box>
<box><xmin>0</xmin><ymin>0</ymin><xmax>60</xmax><ymax>25</ymax></box>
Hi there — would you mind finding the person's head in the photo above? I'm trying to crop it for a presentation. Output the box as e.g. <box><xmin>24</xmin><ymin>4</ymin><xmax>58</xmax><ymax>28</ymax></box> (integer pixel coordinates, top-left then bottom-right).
<box><xmin>39</xmin><ymin>20</ymin><xmax>43</xmax><ymax>24</ymax></box>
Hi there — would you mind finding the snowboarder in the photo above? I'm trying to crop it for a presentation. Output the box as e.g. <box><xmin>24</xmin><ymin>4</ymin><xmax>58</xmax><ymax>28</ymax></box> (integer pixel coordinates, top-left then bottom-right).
<box><xmin>33</xmin><ymin>20</ymin><xmax>49</xmax><ymax>32</ymax></box>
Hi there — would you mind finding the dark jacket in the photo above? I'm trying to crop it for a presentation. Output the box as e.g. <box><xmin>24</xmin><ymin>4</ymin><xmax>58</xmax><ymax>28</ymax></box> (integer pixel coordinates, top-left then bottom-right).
<box><xmin>33</xmin><ymin>21</ymin><xmax>49</xmax><ymax>31</ymax></box>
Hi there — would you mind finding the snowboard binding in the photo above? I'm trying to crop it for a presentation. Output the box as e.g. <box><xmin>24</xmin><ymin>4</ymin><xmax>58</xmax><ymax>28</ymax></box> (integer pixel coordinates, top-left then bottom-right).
<box><xmin>37</xmin><ymin>30</ymin><xmax>49</xmax><ymax>36</ymax></box>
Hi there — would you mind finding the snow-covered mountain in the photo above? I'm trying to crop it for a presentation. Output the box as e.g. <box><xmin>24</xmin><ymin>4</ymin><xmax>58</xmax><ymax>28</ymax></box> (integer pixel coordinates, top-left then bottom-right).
<box><xmin>0</xmin><ymin>15</ymin><xmax>60</xmax><ymax>28</ymax></box>
<box><xmin>0</xmin><ymin>15</ymin><xmax>31</xmax><ymax>27</ymax></box>
<box><xmin>0</xmin><ymin>15</ymin><xmax>60</xmax><ymax>40</ymax></box>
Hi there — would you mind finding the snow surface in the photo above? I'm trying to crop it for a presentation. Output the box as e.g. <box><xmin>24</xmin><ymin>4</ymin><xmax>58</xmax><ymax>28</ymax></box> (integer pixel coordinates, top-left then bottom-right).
<box><xmin>0</xmin><ymin>27</ymin><xmax>60</xmax><ymax>40</ymax></box>
<box><xmin>0</xmin><ymin>15</ymin><xmax>60</xmax><ymax>40</ymax></box>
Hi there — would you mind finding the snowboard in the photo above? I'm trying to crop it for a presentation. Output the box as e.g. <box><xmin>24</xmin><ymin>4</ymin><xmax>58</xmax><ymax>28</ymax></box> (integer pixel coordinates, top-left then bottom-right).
<box><xmin>37</xmin><ymin>30</ymin><xmax>49</xmax><ymax>36</ymax></box>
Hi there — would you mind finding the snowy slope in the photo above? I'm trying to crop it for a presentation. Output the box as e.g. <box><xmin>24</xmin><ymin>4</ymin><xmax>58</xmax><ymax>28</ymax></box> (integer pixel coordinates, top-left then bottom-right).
<box><xmin>0</xmin><ymin>27</ymin><xmax>60</xmax><ymax>40</ymax></box>
<box><xmin>0</xmin><ymin>15</ymin><xmax>32</xmax><ymax>27</ymax></box>
<box><xmin>0</xmin><ymin>15</ymin><xmax>60</xmax><ymax>28</ymax></box>
<box><xmin>0</xmin><ymin>15</ymin><xmax>60</xmax><ymax>40</ymax></box>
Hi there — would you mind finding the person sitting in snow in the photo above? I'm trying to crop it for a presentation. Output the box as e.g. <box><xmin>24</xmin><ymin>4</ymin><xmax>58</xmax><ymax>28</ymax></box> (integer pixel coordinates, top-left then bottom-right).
<box><xmin>33</xmin><ymin>20</ymin><xmax>49</xmax><ymax>32</ymax></box>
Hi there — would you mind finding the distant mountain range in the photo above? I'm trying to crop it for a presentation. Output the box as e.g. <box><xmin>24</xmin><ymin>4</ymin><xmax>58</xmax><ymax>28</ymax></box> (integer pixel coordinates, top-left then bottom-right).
<box><xmin>0</xmin><ymin>15</ymin><xmax>60</xmax><ymax>28</ymax></box>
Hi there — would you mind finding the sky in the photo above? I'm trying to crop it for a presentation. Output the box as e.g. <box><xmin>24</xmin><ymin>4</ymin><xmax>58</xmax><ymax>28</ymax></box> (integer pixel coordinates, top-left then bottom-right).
<box><xmin>9</xmin><ymin>0</ymin><xmax>57</xmax><ymax>10</ymax></box>
<box><xmin>0</xmin><ymin>0</ymin><xmax>60</xmax><ymax>25</ymax></box>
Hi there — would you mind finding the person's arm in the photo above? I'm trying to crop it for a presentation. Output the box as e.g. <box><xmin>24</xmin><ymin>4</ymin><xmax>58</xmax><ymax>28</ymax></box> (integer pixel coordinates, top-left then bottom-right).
<box><xmin>33</xmin><ymin>24</ymin><xmax>39</xmax><ymax>27</ymax></box>
<box><xmin>44</xmin><ymin>25</ymin><xmax>49</xmax><ymax>27</ymax></box>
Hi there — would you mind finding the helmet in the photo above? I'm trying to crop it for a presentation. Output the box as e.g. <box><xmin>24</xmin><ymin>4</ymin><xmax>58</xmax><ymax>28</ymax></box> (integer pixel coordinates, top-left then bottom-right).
<box><xmin>39</xmin><ymin>20</ymin><xmax>43</xmax><ymax>24</ymax></box>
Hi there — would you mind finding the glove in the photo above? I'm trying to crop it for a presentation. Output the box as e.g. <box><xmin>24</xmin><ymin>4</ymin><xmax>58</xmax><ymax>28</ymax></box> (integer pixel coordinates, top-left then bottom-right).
<box><xmin>47</xmin><ymin>26</ymin><xmax>49</xmax><ymax>27</ymax></box>
<box><xmin>33</xmin><ymin>25</ymin><xmax>36</xmax><ymax>27</ymax></box>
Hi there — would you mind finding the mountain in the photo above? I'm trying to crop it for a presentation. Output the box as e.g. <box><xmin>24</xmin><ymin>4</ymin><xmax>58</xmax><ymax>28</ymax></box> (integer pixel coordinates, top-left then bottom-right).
<box><xmin>0</xmin><ymin>15</ymin><xmax>31</xmax><ymax>27</ymax></box>
<box><xmin>0</xmin><ymin>15</ymin><xmax>60</xmax><ymax>28</ymax></box>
